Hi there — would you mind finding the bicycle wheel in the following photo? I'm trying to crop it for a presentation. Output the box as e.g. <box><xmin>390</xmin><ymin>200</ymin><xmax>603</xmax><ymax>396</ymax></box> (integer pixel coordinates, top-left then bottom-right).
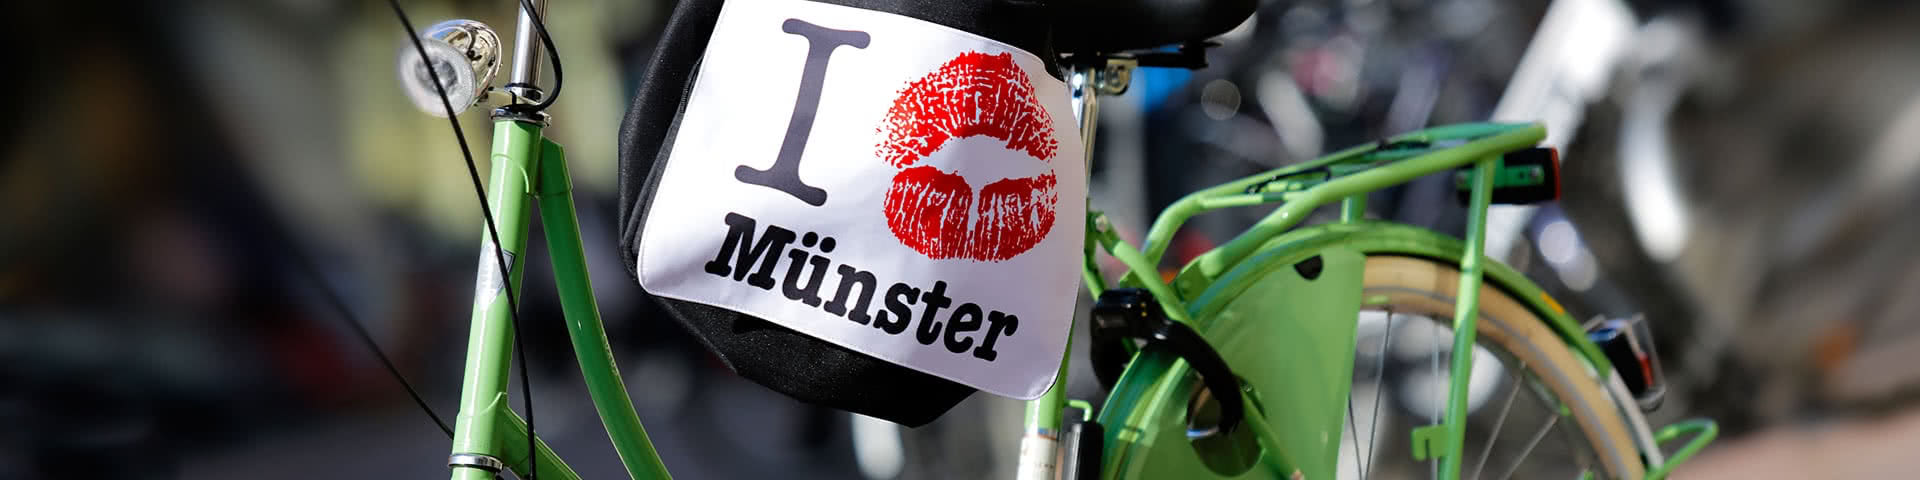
<box><xmin>1098</xmin><ymin>254</ymin><xmax>1646</xmax><ymax>479</ymax></box>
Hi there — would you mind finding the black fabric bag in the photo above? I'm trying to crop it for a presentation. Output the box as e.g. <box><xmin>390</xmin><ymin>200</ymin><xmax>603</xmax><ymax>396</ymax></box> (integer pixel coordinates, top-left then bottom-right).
<box><xmin>616</xmin><ymin>0</ymin><xmax>1059</xmax><ymax>427</ymax></box>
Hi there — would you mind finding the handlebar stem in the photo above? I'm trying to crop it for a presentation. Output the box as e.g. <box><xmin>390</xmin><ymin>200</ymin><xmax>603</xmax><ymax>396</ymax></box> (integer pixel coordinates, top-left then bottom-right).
<box><xmin>507</xmin><ymin>0</ymin><xmax>548</xmax><ymax>100</ymax></box>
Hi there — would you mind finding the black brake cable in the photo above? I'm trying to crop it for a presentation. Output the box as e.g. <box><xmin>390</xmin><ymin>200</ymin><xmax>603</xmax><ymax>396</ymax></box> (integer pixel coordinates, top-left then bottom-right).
<box><xmin>506</xmin><ymin>0</ymin><xmax>565</xmax><ymax>112</ymax></box>
<box><xmin>283</xmin><ymin>240</ymin><xmax>454</xmax><ymax>438</ymax></box>
<box><xmin>385</xmin><ymin>1</ymin><xmax>543</xmax><ymax>477</ymax></box>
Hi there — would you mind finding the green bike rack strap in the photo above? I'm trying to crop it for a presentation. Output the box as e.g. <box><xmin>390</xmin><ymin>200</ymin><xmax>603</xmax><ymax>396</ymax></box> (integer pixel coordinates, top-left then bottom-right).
<box><xmin>1646</xmin><ymin>419</ymin><xmax>1718</xmax><ymax>480</ymax></box>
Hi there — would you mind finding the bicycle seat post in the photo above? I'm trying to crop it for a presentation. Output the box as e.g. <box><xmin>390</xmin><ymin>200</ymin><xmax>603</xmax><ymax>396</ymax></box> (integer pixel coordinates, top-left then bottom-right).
<box><xmin>1067</xmin><ymin>57</ymin><xmax>1136</xmax><ymax>169</ymax></box>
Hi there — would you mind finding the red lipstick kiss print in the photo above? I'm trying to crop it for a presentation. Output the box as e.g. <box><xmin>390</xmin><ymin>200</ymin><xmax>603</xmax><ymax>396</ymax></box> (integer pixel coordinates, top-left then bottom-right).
<box><xmin>878</xmin><ymin>52</ymin><xmax>1060</xmax><ymax>262</ymax></box>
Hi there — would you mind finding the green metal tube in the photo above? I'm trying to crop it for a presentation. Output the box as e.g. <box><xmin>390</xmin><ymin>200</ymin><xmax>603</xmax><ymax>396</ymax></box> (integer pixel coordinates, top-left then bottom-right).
<box><xmin>534</xmin><ymin>139</ymin><xmax>672</xmax><ymax>480</ymax></box>
<box><xmin>1126</xmin><ymin>125</ymin><xmax>1540</xmax><ymax>286</ymax></box>
<box><xmin>1195</xmin><ymin>126</ymin><xmax>1545</xmax><ymax>278</ymax></box>
<box><xmin>1340</xmin><ymin>194</ymin><xmax>1368</xmax><ymax>223</ymax></box>
<box><xmin>1136</xmin><ymin>141</ymin><xmax>1380</xmax><ymax>268</ymax></box>
<box><xmin>1082</xmin><ymin>209</ymin><xmax>1109</xmax><ymax>298</ymax></box>
<box><xmin>1438</xmin><ymin>157</ymin><xmax>1498</xmax><ymax>479</ymax></box>
<box><xmin>1101</xmin><ymin>239</ymin><xmax>1196</xmax><ymax>324</ymax></box>
<box><xmin>1388</xmin><ymin>122</ymin><xmax>1532</xmax><ymax>143</ymax></box>
<box><xmin>1196</xmin><ymin>191</ymin><xmax>1292</xmax><ymax>210</ymax></box>
<box><xmin>1648</xmin><ymin>419</ymin><xmax>1718</xmax><ymax>479</ymax></box>
<box><xmin>1136</xmin><ymin>122</ymin><xmax>1529</xmax><ymax>267</ymax></box>
<box><xmin>494</xmin><ymin>410</ymin><xmax>584</xmax><ymax>480</ymax></box>
<box><xmin>449</xmin><ymin>119</ymin><xmax>544</xmax><ymax>480</ymax></box>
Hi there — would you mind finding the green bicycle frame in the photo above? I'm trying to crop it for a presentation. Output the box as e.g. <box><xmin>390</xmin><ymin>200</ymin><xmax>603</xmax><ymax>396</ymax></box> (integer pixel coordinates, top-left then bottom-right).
<box><xmin>447</xmin><ymin>116</ymin><xmax>673</xmax><ymax>480</ymax></box>
<box><xmin>438</xmin><ymin>71</ymin><xmax>1713</xmax><ymax>480</ymax></box>
<box><xmin>447</xmin><ymin>114</ymin><xmax>1709</xmax><ymax>480</ymax></box>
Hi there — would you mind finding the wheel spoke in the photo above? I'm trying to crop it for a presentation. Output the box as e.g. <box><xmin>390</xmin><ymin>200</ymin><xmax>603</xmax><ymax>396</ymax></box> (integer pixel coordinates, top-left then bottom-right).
<box><xmin>1349</xmin><ymin>392</ymin><xmax>1363</xmax><ymax>480</ymax></box>
<box><xmin>1553</xmin><ymin>406</ymin><xmax>1601</xmax><ymax>478</ymax></box>
<box><xmin>1352</xmin><ymin>275</ymin><xmax>1628</xmax><ymax>480</ymax></box>
<box><xmin>1364</xmin><ymin>311</ymin><xmax>1395</xmax><ymax>479</ymax></box>
<box><xmin>1492</xmin><ymin>412</ymin><xmax>1560</xmax><ymax>480</ymax></box>
<box><xmin>1430</xmin><ymin>317</ymin><xmax>1441</xmax><ymax>480</ymax></box>
<box><xmin>1468</xmin><ymin>362</ymin><xmax>1525</xmax><ymax>480</ymax></box>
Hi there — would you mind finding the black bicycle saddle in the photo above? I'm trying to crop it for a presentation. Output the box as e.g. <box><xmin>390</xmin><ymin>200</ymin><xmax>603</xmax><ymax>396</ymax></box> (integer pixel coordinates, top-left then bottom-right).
<box><xmin>1052</xmin><ymin>0</ymin><xmax>1258</xmax><ymax>53</ymax></box>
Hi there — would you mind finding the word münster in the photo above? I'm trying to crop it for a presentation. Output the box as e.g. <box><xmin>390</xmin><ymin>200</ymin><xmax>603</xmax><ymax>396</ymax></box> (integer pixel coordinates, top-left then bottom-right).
<box><xmin>703</xmin><ymin>212</ymin><xmax>1019</xmax><ymax>362</ymax></box>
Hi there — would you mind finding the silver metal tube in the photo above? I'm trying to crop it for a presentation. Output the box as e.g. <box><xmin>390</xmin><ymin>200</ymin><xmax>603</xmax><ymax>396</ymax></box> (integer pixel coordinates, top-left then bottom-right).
<box><xmin>508</xmin><ymin>0</ymin><xmax>548</xmax><ymax>100</ymax></box>
<box><xmin>1069</xmin><ymin>65</ymin><xmax>1101</xmax><ymax>170</ymax></box>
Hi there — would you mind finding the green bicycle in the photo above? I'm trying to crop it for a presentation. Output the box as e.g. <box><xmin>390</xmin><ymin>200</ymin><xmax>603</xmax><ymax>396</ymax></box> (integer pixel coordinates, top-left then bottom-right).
<box><xmin>370</xmin><ymin>0</ymin><xmax>1718</xmax><ymax>478</ymax></box>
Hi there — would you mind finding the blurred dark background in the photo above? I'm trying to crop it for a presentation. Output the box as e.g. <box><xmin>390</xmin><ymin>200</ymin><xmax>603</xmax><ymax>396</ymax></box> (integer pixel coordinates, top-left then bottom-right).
<box><xmin>6</xmin><ymin>0</ymin><xmax>1920</xmax><ymax>478</ymax></box>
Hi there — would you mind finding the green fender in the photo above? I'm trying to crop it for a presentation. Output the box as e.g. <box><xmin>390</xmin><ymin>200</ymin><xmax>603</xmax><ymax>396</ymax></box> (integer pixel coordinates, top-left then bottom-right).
<box><xmin>1181</xmin><ymin>221</ymin><xmax>1605</xmax><ymax>369</ymax></box>
<box><xmin>1097</xmin><ymin>221</ymin><xmax>1608</xmax><ymax>479</ymax></box>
